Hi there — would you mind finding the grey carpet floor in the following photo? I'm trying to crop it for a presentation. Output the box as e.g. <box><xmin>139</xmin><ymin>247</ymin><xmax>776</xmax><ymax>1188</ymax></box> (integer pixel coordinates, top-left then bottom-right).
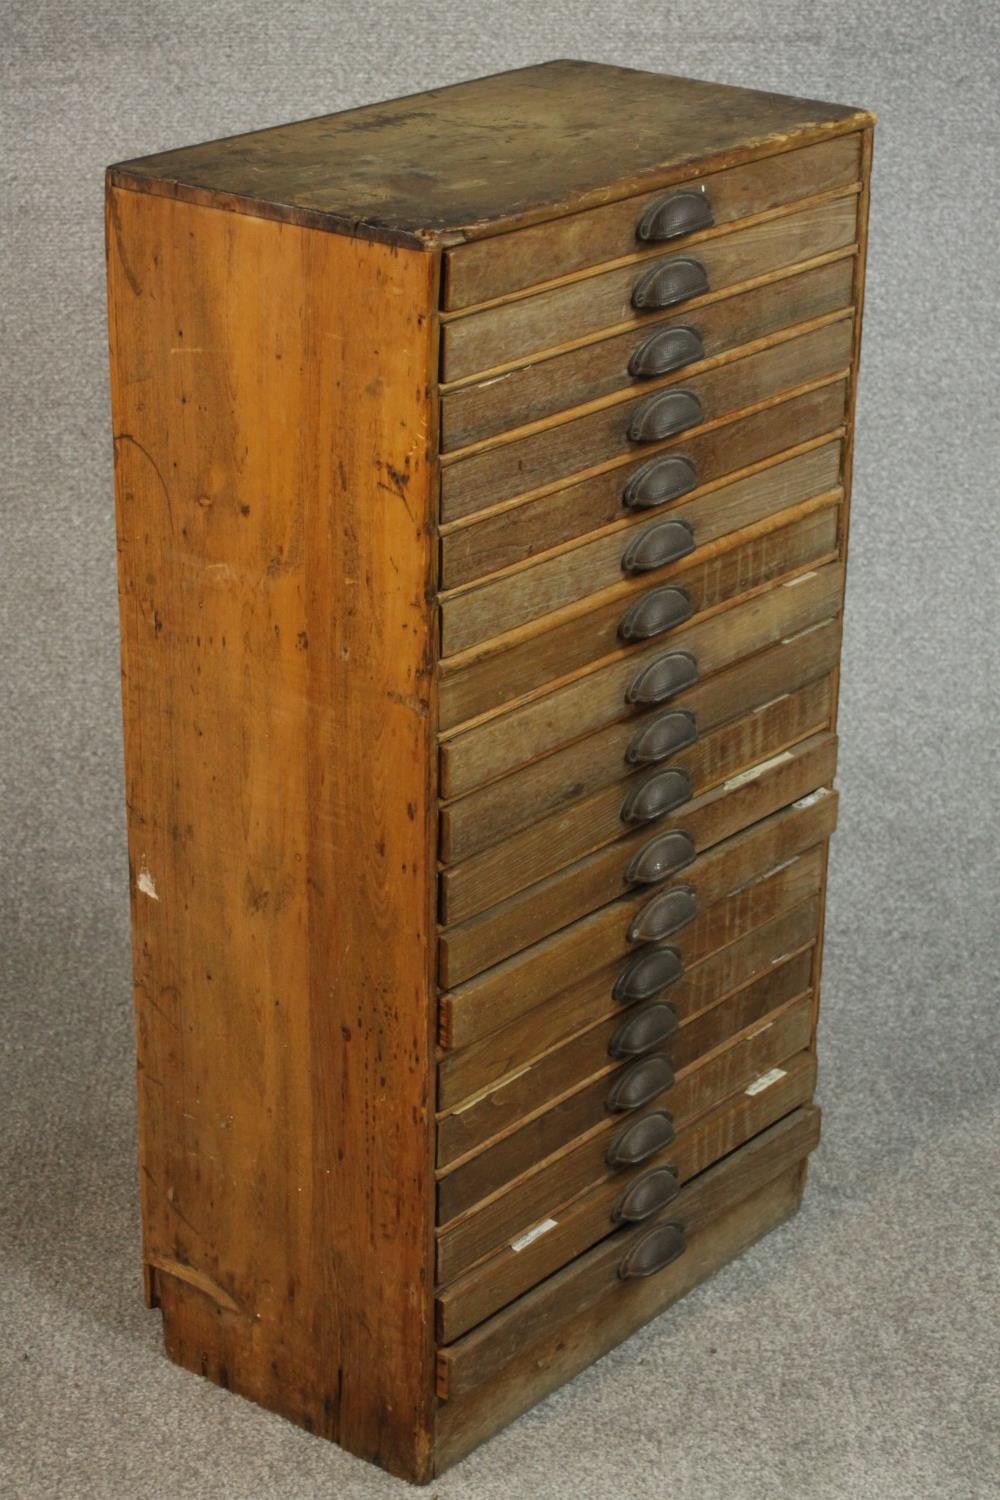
<box><xmin>2</xmin><ymin>2</ymin><xmax>999</xmax><ymax>1496</ymax></box>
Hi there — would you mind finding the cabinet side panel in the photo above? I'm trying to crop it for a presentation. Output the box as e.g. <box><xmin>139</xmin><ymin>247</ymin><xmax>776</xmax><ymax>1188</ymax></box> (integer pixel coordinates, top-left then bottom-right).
<box><xmin>106</xmin><ymin>185</ymin><xmax>438</xmax><ymax>1480</ymax></box>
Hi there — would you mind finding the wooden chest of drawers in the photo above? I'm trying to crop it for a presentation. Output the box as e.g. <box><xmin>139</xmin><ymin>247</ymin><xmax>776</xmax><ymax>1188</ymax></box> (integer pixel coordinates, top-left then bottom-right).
<box><xmin>105</xmin><ymin>60</ymin><xmax>873</xmax><ymax>1483</ymax></box>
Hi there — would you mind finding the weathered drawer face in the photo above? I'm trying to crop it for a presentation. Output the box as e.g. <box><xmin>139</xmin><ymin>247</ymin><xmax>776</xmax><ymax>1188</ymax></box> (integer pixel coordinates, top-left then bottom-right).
<box><xmin>440</xmin><ymin>790</ymin><xmax>837</xmax><ymax>1053</ymax></box>
<box><xmin>435</xmin><ymin>1050</ymin><xmax>817</xmax><ymax>1342</ymax></box>
<box><xmin>441</xmin><ymin>194</ymin><xmax>859</xmax><ymax>381</ymax></box>
<box><xmin>439</xmin><ymin>499</ymin><xmax>839</xmax><ymax>729</ymax></box>
<box><xmin>436</xmin><ymin>995</ymin><xmax>815</xmax><ymax>1277</ymax></box>
<box><xmin>439</xmin><ymin>729</ymin><xmax>836</xmax><ymax>982</ymax></box>
<box><xmin>442</xmin><ymin>133</ymin><xmax>862</xmax><ymax>310</ymax></box>
<box><xmin>441</xmin><ymin>258</ymin><xmax>854</xmax><ymax>451</ymax></box>
<box><xmin>435</xmin><ymin>1107</ymin><xmax>822</xmax><ymax>1420</ymax></box>
<box><xmin>442</xmin><ymin>383</ymin><xmax>846</xmax><ymax>590</ymax></box>
<box><xmin>441</xmin><ymin>674</ymin><xmax>832</xmax><ymax>925</ymax></box>
<box><xmin>441</xmin><ymin>618</ymin><xmax>841</xmax><ymax>866</ymax></box>
<box><xmin>441</xmin><ymin>440</ymin><xmax>842</xmax><ymax>656</ymax></box>
<box><xmin>438</xmin><ymin>937</ymin><xmax>815</xmax><ymax>1169</ymax></box>
<box><xmin>439</xmin><ymin>560</ymin><xmax>844</xmax><ymax>801</ymax></box>
<box><xmin>441</xmin><ymin>317</ymin><xmax>853</xmax><ymax>522</ymax></box>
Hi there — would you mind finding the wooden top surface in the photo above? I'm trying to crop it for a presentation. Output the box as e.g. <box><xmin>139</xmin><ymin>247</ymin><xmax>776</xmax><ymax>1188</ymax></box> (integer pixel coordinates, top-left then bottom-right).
<box><xmin>109</xmin><ymin>60</ymin><xmax>873</xmax><ymax>249</ymax></box>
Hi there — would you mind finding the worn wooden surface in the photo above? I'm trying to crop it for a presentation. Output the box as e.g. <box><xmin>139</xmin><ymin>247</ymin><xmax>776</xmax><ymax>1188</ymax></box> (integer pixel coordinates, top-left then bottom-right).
<box><xmin>439</xmin><ymin>501</ymin><xmax>840</xmax><ymax>726</ymax></box>
<box><xmin>110</xmin><ymin>61</ymin><xmax>872</xmax><ymax>250</ymax></box>
<box><xmin>106</xmin><ymin>186</ymin><xmax>439</xmax><ymax>1481</ymax></box>
<box><xmin>441</xmin><ymin>386</ymin><xmax>846</xmax><ymax>587</ymax></box>
<box><xmin>436</xmin><ymin>1050</ymin><xmax>817</xmax><ymax>1341</ymax></box>
<box><xmin>441</xmin><ymin>196</ymin><xmax>858</xmax><ymax>382</ymax></box>
<box><xmin>444</xmin><ymin>134</ymin><xmax>860</xmax><ymax>308</ymax></box>
<box><xmin>440</xmin><ymin>621</ymin><xmax>841</xmax><ymax>862</ymax></box>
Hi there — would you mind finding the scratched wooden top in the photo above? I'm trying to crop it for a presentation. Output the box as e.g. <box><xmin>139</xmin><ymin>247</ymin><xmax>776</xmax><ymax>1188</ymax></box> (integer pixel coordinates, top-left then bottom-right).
<box><xmin>108</xmin><ymin>60</ymin><xmax>873</xmax><ymax>250</ymax></box>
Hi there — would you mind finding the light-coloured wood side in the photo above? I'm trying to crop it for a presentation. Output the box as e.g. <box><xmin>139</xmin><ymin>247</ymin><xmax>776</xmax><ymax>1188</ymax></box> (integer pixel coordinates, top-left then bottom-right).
<box><xmin>106</xmin><ymin>185</ymin><xmax>440</xmax><ymax>1482</ymax></box>
<box><xmin>441</xmin><ymin>675</ymin><xmax>832</xmax><ymax>924</ymax></box>
<box><xmin>442</xmin><ymin>194</ymin><xmax>858</xmax><ymax>381</ymax></box>
<box><xmin>441</xmin><ymin>317</ymin><xmax>853</xmax><ymax>520</ymax></box>
<box><xmin>439</xmin><ymin>559</ymin><xmax>843</xmax><ymax>808</ymax></box>
<box><xmin>441</xmin><ymin>257</ymin><xmax>854</xmax><ymax>449</ymax></box>
<box><xmin>436</xmin><ymin>1049</ymin><xmax>817</xmax><ymax>1342</ymax></box>
<box><xmin>443</xmin><ymin>134</ymin><xmax>861</xmax><ymax>309</ymax></box>
<box><xmin>439</xmin><ymin>499</ymin><xmax>839</xmax><ymax>728</ymax></box>
<box><xmin>441</xmin><ymin>441</ymin><xmax>843</xmax><ymax>655</ymax></box>
<box><xmin>441</xmin><ymin>619</ymin><xmax>841</xmax><ymax>865</ymax></box>
<box><xmin>441</xmin><ymin>384</ymin><xmax>846</xmax><ymax>588</ymax></box>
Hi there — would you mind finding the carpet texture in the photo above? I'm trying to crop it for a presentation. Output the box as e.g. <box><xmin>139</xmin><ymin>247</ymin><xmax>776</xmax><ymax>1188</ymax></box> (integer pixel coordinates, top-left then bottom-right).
<box><xmin>2</xmin><ymin>3</ymin><xmax>999</xmax><ymax>1496</ymax></box>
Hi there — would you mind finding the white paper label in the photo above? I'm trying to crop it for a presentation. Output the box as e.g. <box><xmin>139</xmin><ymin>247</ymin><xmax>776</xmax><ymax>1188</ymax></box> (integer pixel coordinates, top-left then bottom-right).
<box><xmin>793</xmin><ymin>787</ymin><xmax>831</xmax><ymax>809</ymax></box>
<box><xmin>783</xmin><ymin>570</ymin><xmax>818</xmax><ymax>588</ymax></box>
<box><xmin>510</xmin><ymin>1218</ymin><xmax>558</xmax><ymax>1253</ymax></box>
<box><xmin>745</xmin><ymin>1067</ymin><xmax>788</xmax><ymax>1097</ymax></box>
<box><xmin>723</xmin><ymin>750</ymin><xmax>793</xmax><ymax>792</ymax></box>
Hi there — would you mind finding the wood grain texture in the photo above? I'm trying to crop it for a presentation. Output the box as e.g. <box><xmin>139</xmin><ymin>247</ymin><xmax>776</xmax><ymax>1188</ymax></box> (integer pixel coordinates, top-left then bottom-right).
<box><xmin>443</xmin><ymin>134</ymin><xmax>860</xmax><ymax>308</ymax></box>
<box><xmin>441</xmin><ymin>196</ymin><xmax>858</xmax><ymax>381</ymax></box>
<box><xmin>106</xmin><ymin>186</ymin><xmax>440</xmax><ymax>1481</ymax></box>
<box><xmin>440</xmin><ymin>385</ymin><xmax>846</xmax><ymax>588</ymax></box>
<box><xmin>436</xmin><ymin>1050</ymin><xmax>817</xmax><ymax>1341</ymax></box>
<box><xmin>110</xmin><ymin>61</ymin><xmax>872</xmax><ymax>250</ymax></box>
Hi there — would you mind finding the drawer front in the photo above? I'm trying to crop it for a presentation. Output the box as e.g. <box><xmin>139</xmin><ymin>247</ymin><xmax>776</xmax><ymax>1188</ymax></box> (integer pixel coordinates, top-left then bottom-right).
<box><xmin>436</xmin><ymin>997</ymin><xmax>815</xmax><ymax>1277</ymax></box>
<box><xmin>439</xmin><ymin>731</ymin><xmax>837</xmax><ymax>982</ymax></box>
<box><xmin>441</xmin><ymin>618</ymin><xmax>841</xmax><ymax>865</ymax></box>
<box><xmin>435</xmin><ymin>1108</ymin><xmax>822</xmax><ymax>1414</ymax></box>
<box><xmin>440</xmin><ymin>848</ymin><xmax>828</xmax><ymax>1103</ymax></box>
<box><xmin>436</xmin><ymin>1050</ymin><xmax>817</xmax><ymax>1341</ymax></box>
<box><xmin>439</xmin><ymin>500</ymin><xmax>839</xmax><ymax>729</ymax></box>
<box><xmin>442</xmin><ymin>134</ymin><xmax>862</xmax><ymax>309</ymax></box>
<box><xmin>439</xmin><ymin>560</ymin><xmax>844</xmax><ymax>800</ymax></box>
<box><xmin>442</xmin><ymin>383</ymin><xmax>846</xmax><ymax>589</ymax></box>
<box><xmin>441</xmin><ymin>317</ymin><xmax>853</xmax><ymax>521</ymax></box>
<box><xmin>442</xmin><ymin>258</ymin><xmax>854</xmax><ymax>450</ymax></box>
<box><xmin>442</xmin><ymin>195</ymin><xmax>859</xmax><ymax>380</ymax></box>
<box><xmin>441</xmin><ymin>674</ymin><xmax>832</xmax><ymax>924</ymax></box>
<box><xmin>442</xmin><ymin>440</ymin><xmax>842</xmax><ymax>656</ymax></box>
<box><xmin>437</xmin><ymin>942</ymin><xmax>814</xmax><ymax>1167</ymax></box>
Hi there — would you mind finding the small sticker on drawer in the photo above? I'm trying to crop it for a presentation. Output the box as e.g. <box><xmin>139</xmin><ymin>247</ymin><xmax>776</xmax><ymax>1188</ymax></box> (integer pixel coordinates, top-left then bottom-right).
<box><xmin>782</xmin><ymin>570</ymin><xmax>818</xmax><ymax>588</ymax></box>
<box><xmin>510</xmin><ymin>1218</ymin><xmax>558</xmax><ymax>1253</ymax></box>
<box><xmin>745</xmin><ymin>1067</ymin><xmax>788</xmax><ymax>1097</ymax></box>
<box><xmin>794</xmin><ymin>787</ymin><xmax>831</xmax><ymax>809</ymax></box>
<box><xmin>722</xmin><ymin>750</ymin><xmax>793</xmax><ymax>791</ymax></box>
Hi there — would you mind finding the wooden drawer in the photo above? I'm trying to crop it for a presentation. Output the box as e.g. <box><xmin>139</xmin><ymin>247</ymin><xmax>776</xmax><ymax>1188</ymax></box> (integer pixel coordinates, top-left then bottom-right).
<box><xmin>436</xmin><ymin>994</ymin><xmax>815</xmax><ymax>1274</ymax></box>
<box><xmin>442</xmin><ymin>440</ymin><xmax>842</xmax><ymax>655</ymax></box>
<box><xmin>441</xmin><ymin>618</ymin><xmax>841</xmax><ymax>865</ymax></box>
<box><xmin>442</xmin><ymin>384</ymin><xmax>846</xmax><ymax>589</ymax></box>
<box><xmin>440</xmin><ymin>560</ymin><xmax>844</xmax><ymax>799</ymax></box>
<box><xmin>442</xmin><ymin>258</ymin><xmax>854</xmax><ymax>450</ymax></box>
<box><xmin>441</xmin><ymin>673</ymin><xmax>832</xmax><ymax>923</ymax></box>
<box><xmin>436</xmin><ymin>1049</ymin><xmax>817</xmax><ymax>1340</ymax></box>
<box><xmin>440</xmin><ymin>849</ymin><xmax>828</xmax><ymax>1100</ymax></box>
<box><xmin>439</xmin><ymin>731</ymin><xmax>837</xmax><ymax>980</ymax></box>
<box><xmin>441</xmin><ymin>317</ymin><xmax>853</xmax><ymax>521</ymax></box>
<box><xmin>438</xmin><ymin>942</ymin><xmax>815</xmax><ymax>1168</ymax></box>
<box><xmin>442</xmin><ymin>195</ymin><xmax>859</xmax><ymax>380</ymax></box>
<box><xmin>435</xmin><ymin>1107</ymin><xmax>821</xmax><ymax>1423</ymax></box>
<box><xmin>440</xmin><ymin>498</ymin><xmax>839</xmax><ymax>728</ymax></box>
<box><xmin>442</xmin><ymin>133</ymin><xmax>861</xmax><ymax>309</ymax></box>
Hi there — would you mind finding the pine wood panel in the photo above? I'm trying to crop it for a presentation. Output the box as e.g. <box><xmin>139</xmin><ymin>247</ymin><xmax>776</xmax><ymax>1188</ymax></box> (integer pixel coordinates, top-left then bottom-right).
<box><xmin>441</xmin><ymin>384</ymin><xmax>846</xmax><ymax>587</ymax></box>
<box><xmin>439</xmin><ymin>561</ymin><xmax>844</xmax><ymax>799</ymax></box>
<box><xmin>441</xmin><ymin>675</ymin><xmax>832</xmax><ymax>922</ymax></box>
<box><xmin>440</xmin><ymin>619</ymin><xmax>841</xmax><ymax>865</ymax></box>
<box><xmin>106</xmin><ymin>185</ymin><xmax>439</xmax><ymax>1481</ymax></box>
<box><xmin>439</xmin><ymin>499</ymin><xmax>839</xmax><ymax>728</ymax></box>
<box><xmin>441</xmin><ymin>441</ymin><xmax>842</xmax><ymax>654</ymax></box>
<box><xmin>444</xmin><ymin>135</ymin><xmax>860</xmax><ymax>310</ymax></box>
<box><xmin>442</xmin><ymin>196</ymin><xmax>858</xmax><ymax>381</ymax></box>
<box><xmin>436</xmin><ymin>1050</ymin><xmax>817</xmax><ymax>1340</ymax></box>
<box><xmin>441</xmin><ymin>258</ymin><xmax>854</xmax><ymax>447</ymax></box>
<box><xmin>441</xmin><ymin>317</ymin><xmax>853</xmax><ymax>519</ymax></box>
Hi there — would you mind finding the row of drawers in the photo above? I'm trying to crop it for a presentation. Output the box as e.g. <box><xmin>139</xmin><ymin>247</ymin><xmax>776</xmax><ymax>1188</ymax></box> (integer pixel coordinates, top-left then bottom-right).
<box><xmin>430</xmin><ymin>134</ymin><xmax>859</xmax><ymax>1385</ymax></box>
